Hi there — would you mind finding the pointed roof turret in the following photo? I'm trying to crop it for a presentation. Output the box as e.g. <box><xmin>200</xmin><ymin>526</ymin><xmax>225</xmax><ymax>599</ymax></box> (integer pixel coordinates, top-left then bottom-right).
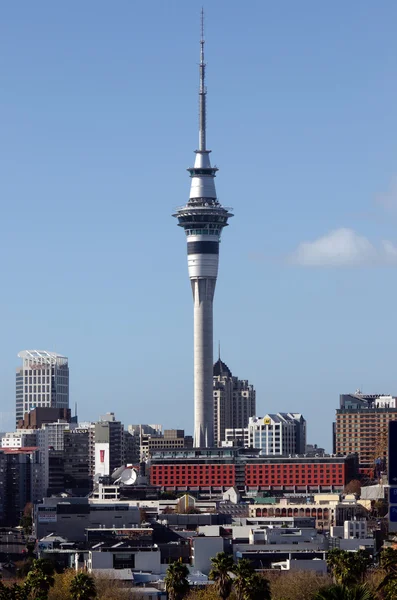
<box><xmin>213</xmin><ymin>358</ymin><xmax>232</xmax><ymax>377</ymax></box>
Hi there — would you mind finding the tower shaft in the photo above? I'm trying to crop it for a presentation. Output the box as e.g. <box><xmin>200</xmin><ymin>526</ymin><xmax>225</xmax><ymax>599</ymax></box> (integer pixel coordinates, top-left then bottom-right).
<box><xmin>192</xmin><ymin>279</ymin><xmax>215</xmax><ymax>447</ymax></box>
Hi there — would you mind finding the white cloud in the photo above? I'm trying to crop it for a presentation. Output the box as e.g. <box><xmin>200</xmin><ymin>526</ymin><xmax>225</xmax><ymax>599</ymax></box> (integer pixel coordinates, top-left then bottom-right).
<box><xmin>289</xmin><ymin>228</ymin><xmax>397</xmax><ymax>267</ymax></box>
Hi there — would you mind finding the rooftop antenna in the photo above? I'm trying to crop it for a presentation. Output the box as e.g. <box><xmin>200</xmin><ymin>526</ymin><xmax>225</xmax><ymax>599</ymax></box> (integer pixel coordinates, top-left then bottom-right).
<box><xmin>199</xmin><ymin>7</ymin><xmax>206</xmax><ymax>152</ymax></box>
<box><xmin>218</xmin><ymin>340</ymin><xmax>221</xmax><ymax>361</ymax></box>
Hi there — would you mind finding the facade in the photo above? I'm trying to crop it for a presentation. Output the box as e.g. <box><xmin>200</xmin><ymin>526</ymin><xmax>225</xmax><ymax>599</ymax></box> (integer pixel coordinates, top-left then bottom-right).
<box><xmin>223</xmin><ymin>428</ymin><xmax>250</xmax><ymax>447</ymax></box>
<box><xmin>64</xmin><ymin>428</ymin><xmax>93</xmax><ymax>493</ymax></box>
<box><xmin>213</xmin><ymin>359</ymin><xmax>256</xmax><ymax>446</ymax></box>
<box><xmin>94</xmin><ymin>413</ymin><xmax>124</xmax><ymax>478</ymax></box>
<box><xmin>2</xmin><ymin>430</ymin><xmax>37</xmax><ymax>448</ymax></box>
<box><xmin>149</xmin><ymin>448</ymin><xmax>358</xmax><ymax>493</ymax></box>
<box><xmin>173</xmin><ymin>22</ymin><xmax>233</xmax><ymax>447</ymax></box>
<box><xmin>0</xmin><ymin>447</ymin><xmax>41</xmax><ymax>525</ymax></box>
<box><xmin>335</xmin><ymin>392</ymin><xmax>397</xmax><ymax>473</ymax></box>
<box><xmin>18</xmin><ymin>407</ymin><xmax>71</xmax><ymax>430</ymax></box>
<box><xmin>248</xmin><ymin>413</ymin><xmax>306</xmax><ymax>456</ymax></box>
<box><xmin>16</xmin><ymin>350</ymin><xmax>69</xmax><ymax>426</ymax></box>
<box><xmin>35</xmin><ymin>497</ymin><xmax>140</xmax><ymax>541</ymax></box>
<box><xmin>128</xmin><ymin>424</ymin><xmax>162</xmax><ymax>461</ymax></box>
<box><xmin>224</xmin><ymin>413</ymin><xmax>306</xmax><ymax>456</ymax></box>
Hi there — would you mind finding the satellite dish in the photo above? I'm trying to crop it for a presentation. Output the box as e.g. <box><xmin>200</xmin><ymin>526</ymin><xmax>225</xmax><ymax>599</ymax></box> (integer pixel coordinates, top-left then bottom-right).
<box><xmin>111</xmin><ymin>465</ymin><xmax>126</xmax><ymax>480</ymax></box>
<box><xmin>120</xmin><ymin>468</ymin><xmax>137</xmax><ymax>486</ymax></box>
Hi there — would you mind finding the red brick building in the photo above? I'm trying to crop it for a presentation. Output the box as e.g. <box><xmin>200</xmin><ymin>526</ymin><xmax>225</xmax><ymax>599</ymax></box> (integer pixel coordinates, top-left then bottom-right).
<box><xmin>149</xmin><ymin>448</ymin><xmax>357</xmax><ymax>493</ymax></box>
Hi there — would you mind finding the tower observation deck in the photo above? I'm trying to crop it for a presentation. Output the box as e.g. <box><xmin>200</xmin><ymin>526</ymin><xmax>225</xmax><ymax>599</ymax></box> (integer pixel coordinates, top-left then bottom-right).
<box><xmin>173</xmin><ymin>11</ymin><xmax>233</xmax><ymax>447</ymax></box>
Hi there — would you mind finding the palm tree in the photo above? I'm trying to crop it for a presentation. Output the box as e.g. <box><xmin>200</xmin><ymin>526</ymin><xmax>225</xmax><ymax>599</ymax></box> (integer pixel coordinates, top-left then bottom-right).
<box><xmin>243</xmin><ymin>573</ymin><xmax>271</xmax><ymax>600</ymax></box>
<box><xmin>377</xmin><ymin>547</ymin><xmax>397</xmax><ymax>600</ymax></box>
<box><xmin>233</xmin><ymin>558</ymin><xmax>254</xmax><ymax>600</ymax></box>
<box><xmin>24</xmin><ymin>559</ymin><xmax>55</xmax><ymax>600</ymax></box>
<box><xmin>209</xmin><ymin>552</ymin><xmax>235</xmax><ymax>600</ymax></box>
<box><xmin>70</xmin><ymin>572</ymin><xmax>97</xmax><ymax>600</ymax></box>
<box><xmin>314</xmin><ymin>584</ymin><xmax>374</xmax><ymax>600</ymax></box>
<box><xmin>164</xmin><ymin>561</ymin><xmax>190</xmax><ymax>600</ymax></box>
<box><xmin>327</xmin><ymin>549</ymin><xmax>369</xmax><ymax>587</ymax></box>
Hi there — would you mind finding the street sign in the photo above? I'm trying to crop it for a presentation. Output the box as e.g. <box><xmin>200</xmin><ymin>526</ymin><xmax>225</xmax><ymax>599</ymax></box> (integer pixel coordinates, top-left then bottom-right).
<box><xmin>388</xmin><ymin>421</ymin><xmax>397</xmax><ymax>484</ymax></box>
<box><xmin>389</xmin><ymin>487</ymin><xmax>397</xmax><ymax>504</ymax></box>
<box><xmin>390</xmin><ymin>506</ymin><xmax>397</xmax><ymax>522</ymax></box>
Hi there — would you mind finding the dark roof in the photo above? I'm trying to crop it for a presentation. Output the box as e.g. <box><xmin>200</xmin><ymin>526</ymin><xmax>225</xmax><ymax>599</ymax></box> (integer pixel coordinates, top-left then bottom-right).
<box><xmin>213</xmin><ymin>359</ymin><xmax>232</xmax><ymax>377</ymax></box>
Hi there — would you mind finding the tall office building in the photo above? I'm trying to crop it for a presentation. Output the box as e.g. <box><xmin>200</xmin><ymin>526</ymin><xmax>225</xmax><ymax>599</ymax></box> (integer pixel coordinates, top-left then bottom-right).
<box><xmin>213</xmin><ymin>358</ymin><xmax>256</xmax><ymax>446</ymax></box>
<box><xmin>335</xmin><ymin>391</ymin><xmax>397</xmax><ymax>474</ymax></box>
<box><xmin>248</xmin><ymin>413</ymin><xmax>306</xmax><ymax>456</ymax></box>
<box><xmin>16</xmin><ymin>350</ymin><xmax>69</xmax><ymax>425</ymax></box>
<box><xmin>94</xmin><ymin>413</ymin><xmax>124</xmax><ymax>478</ymax></box>
<box><xmin>173</xmin><ymin>12</ymin><xmax>233</xmax><ymax>447</ymax></box>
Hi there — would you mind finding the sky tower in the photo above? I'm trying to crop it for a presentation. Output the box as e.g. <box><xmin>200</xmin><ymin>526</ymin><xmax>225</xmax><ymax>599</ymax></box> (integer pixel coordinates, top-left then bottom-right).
<box><xmin>173</xmin><ymin>11</ymin><xmax>233</xmax><ymax>448</ymax></box>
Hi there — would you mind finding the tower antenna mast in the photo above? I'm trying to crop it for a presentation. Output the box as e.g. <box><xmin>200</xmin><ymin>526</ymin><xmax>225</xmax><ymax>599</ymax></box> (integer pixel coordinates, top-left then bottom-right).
<box><xmin>199</xmin><ymin>7</ymin><xmax>206</xmax><ymax>152</ymax></box>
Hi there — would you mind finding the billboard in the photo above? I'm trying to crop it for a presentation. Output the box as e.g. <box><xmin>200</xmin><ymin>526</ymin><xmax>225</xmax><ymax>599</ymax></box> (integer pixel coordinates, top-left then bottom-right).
<box><xmin>38</xmin><ymin>508</ymin><xmax>57</xmax><ymax>523</ymax></box>
<box><xmin>95</xmin><ymin>442</ymin><xmax>110</xmax><ymax>477</ymax></box>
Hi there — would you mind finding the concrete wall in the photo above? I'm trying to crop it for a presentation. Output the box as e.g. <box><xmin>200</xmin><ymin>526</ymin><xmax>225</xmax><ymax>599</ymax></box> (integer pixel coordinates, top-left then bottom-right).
<box><xmin>193</xmin><ymin>537</ymin><xmax>224</xmax><ymax>574</ymax></box>
<box><xmin>90</xmin><ymin>549</ymin><xmax>161</xmax><ymax>573</ymax></box>
<box><xmin>35</xmin><ymin>499</ymin><xmax>140</xmax><ymax>541</ymax></box>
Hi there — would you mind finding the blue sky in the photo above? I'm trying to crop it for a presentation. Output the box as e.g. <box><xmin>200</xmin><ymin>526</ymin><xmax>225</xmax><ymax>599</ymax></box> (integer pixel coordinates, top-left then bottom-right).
<box><xmin>1</xmin><ymin>1</ymin><xmax>397</xmax><ymax>449</ymax></box>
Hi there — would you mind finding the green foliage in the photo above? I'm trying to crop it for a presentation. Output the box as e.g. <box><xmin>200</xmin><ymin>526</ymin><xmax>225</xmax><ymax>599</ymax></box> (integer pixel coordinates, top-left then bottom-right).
<box><xmin>69</xmin><ymin>572</ymin><xmax>97</xmax><ymax>600</ymax></box>
<box><xmin>313</xmin><ymin>583</ymin><xmax>374</xmax><ymax>600</ymax></box>
<box><xmin>233</xmin><ymin>558</ymin><xmax>255</xmax><ymax>600</ymax></box>
<box><xmin>24</xmin><ymin>559</ymin><xmax>55</xmax><ymax>600</ymax></box>
<box><xmin>377</xmin><ymin>547</ymin><xmax>397</xmax><ymax>600</ymax></box>
<box><xmin>164</xmin><ymin>561</ymin><xmax>190</xmax><ymax>600</ymax></box>
<box><xmin>243</xmin><ymin>573</ymin><xmax>271</xmax><ymax>600</ymax></box>
<box><xmin>209</xmin><ymin>552</ymin><xmax>235</xmax><ymax>600</ymax></box>
<box><xmin>0</xmin><ymin>579</ymin><xmax>28</xmax><ymax>600</ymax></box>
<box><xmin>327</xmin><ymin>549</ymin><xmax>370</xmax><ymax>587</ymax></box>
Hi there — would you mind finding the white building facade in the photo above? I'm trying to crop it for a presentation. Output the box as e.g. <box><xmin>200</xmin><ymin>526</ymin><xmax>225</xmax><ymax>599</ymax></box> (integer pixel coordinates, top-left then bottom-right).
<box><xmin>16</xmin><ymin>350</ymin><xmax>69</xmax><ymax>425</ymax></box>
<box><xmin>213</xmin><ymin>359</ymin><xmax>256</xmax><ymax>446</ymax></box>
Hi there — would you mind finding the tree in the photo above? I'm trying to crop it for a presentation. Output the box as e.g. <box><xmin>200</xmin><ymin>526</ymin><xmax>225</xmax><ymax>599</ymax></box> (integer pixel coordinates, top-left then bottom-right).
<box><xmin>243</xmin><ymin>573</ymin><xmax>271</xmax><ymax>600</ymax></box>
<box><xmin>209</xmin><ymin>552</ymin><xmax>234</xmax><ymax>600</ymax></box>
<box><xmin>267</xmin><ymin>570</ymin><xmax>331</xmax><ymax>600</ymax></box>
<box><xmin>326</xmin><ymin>549</ymin><xmax>369</xmax><ymax>587</ymax></box>
<box><xmin>164</xmin><ymin>561</ymin><xmax>190</xmax><ymax>600</ymax></box>
<box><xmin>25</xmin><ymin>559</ymin><xmax>55</xmax><ymax>600</ymax></box>
<box><xmin>19</xmin><ymin>503</ymin><xmax>33</xmax><ymax>536</ymax></box>
<box><xmin>0</xmin><ymin>581</ymin><xmax>29</xmax><ymax>600</ymax></box>
<box><xmin>232</xmin><ymin>558</ymin><xmax>254</xmax><ymax>600</ymax></box>
<box><xmin>314</xmin><ymin>584</ymin><xmax>374</xmax><ymax>600</ymax></box>
<box><xmin>69</xmin><ymin>573</ymin><xmax>97</xmax><ymax>600</ymax></box>
<box><xmin>344</xmin><ymin>481</ymin><xmax>361</xmax><ymax>496</ymax></box>
<box><xmin>377</xmin><ymin>547</ymin><xmax>397</xmax><ymax>600</ymax></box>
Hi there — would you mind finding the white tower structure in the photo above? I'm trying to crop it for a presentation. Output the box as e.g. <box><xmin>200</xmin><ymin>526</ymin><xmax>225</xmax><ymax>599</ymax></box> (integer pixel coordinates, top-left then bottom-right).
<box><xmin>174</xmin><ymin>11</ymin><xmax>233</xmax><ymax>447</ymax></box>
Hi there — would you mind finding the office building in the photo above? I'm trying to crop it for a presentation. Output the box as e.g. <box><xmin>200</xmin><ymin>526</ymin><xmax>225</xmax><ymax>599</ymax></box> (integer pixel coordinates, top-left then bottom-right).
<box><xmin>0</xmin><ymin>447</ymin><xmax>41</xmax><ymax>526</ymax></box>
<box><xmin>213</xmin><ymin>358</ymin><xmax>256</xmax><ymax>446</ymax></box>
<box><xmin>173</xmin><ymin>16</ymin><xmax>233</xmax><ymax>447</ymax></box>
<box><xmin>94</xmin><ymin>413</ymin><xmax>124</xmax><ymax>478</ymax></box>
<box><xmin>224</xmin><ymin>413</ymin><xmax>306</xmax><ymax>456</ymax></box>
<box><xmin>17</xmin><ymin>407</ymin><xmax>71</xmax><ymax>429</ymax></box>
<box><xmin>64</xmin><ymin>427</ymin><xmax>93</xmax><ymax>493</ymax></box>
<box><xmin>248</xmin><ymin>413</ymin><xmax>306</xmax><ymax>456</ymax></box>
<box><xmin>16</xmin><ymin>350</ymin><xmax>69</xmax><ymax>426</ymax></box>
<box><xmin>149</xmin><ymin>447</ymin><xmax>358</xmax><ymax>493</ymax></box>
<box><xmin>127</xmin><ymin>425</ymin><xmax>193</xmax><ymax>460</ymax></box>
<box><xmin>335</xmin><ymin>391</ymin><xmax>397</xmax><ymax>474</ymax></box>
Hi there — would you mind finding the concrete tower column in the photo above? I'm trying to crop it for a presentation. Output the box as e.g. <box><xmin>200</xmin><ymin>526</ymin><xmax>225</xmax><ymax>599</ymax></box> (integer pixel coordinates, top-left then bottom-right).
<box><xmin>192</xmin><ymin>278</ymin><xmax>215</xmax><ymax>447</ymax></box>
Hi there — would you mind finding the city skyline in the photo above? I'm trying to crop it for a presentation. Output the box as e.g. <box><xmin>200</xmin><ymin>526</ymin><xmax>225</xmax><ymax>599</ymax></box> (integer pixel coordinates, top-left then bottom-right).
<box><xmin>2</xmin><ymin>2</ymin><xmax>397</xmax><ymax>450</ymax></box>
